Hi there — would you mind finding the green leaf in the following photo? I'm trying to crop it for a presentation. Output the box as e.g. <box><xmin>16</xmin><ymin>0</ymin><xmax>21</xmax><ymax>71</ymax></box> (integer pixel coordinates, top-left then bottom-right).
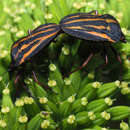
<box><xmin>27</xmin><ymin>113</ymin><xmax>42</xmax><ymax>130</ymax></box>
<box><xmin>106</xmin><ymin>106</ymin><xmax>130</xmax><ymax>120</ymax></box>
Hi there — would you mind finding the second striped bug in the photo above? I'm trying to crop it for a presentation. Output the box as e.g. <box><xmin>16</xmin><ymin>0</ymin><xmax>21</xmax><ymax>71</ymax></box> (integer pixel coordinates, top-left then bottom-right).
<box><xmin>60</xmin><ymin>10</ymin><xmax>126</xmax><ymax>74</ymax></box>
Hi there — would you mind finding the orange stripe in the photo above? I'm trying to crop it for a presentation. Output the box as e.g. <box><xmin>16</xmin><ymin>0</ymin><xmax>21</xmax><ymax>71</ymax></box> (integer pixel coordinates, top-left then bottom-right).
<box><xmin>14</xmin><ymin>38</ymin><xmax>40</xmax><ymax>60</ymax></box>
<box><xmin>64</xmin><ymin>26</ymin><xmax>106</xmax><ymax>30</ymax></box>
<box><xmin>64</xmin><ymin>18</ymin><xmax>105</xmax><ymax>24</ymax></box>
<box><xmin>86</xmin><ymin>31</ymin><xmax>115</xmax><ymax>42</ymax></box>
<box><xmin>64</xmin><ymin>18</ymin><xmax>117</xmax><ymax>25</ymax></box>
<box><xmin>106</xmin><ymin>19</ymin><xmax>117</xmax><ymax>23</ymax></box>
<box><xmin>63</xmin><ymin>11</ymin><xmax>99</xmax><ymax>21</ymax></box>
<box><xmin>12</xmin><ymin>28</ymin><xmax>54</xmax><ymax>49</ymax></box>
<box><xmin>63</xmin><ymin>15</ymin><xmax>80</xmax><ymax>20</ymax></box>
<box><xmin>65</xmin><ymin>26</ymin><xmax>84</xmax><ymax>30</ymax></box>
<box><xmin>14</xmin><ymin>28</ymin><xmax>56</xmax><ymax>59</ymax></box>
<box><xmin>65</xmin><ymin>26</ymin><xmax>115</xmax><ymax>42</ymax></box>
<box><xmin>19</xmin><ymin>31</ymin><xmax>59</xmax><ymax>65</ymax></box>
<box><xmin>84</xmin><ymin>25</ymin><xmax>106</xmax><ymax>30</ymax></box>
<box><xmin>35</xmin><ymin>24</ymin><xmax>56</xmax><ymax>31</ymax></box>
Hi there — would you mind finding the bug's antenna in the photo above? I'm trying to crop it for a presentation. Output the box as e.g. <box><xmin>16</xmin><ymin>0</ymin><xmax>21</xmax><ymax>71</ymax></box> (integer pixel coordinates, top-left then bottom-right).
<box><xmin>65</xmin><ymin>53</ymin><xmax>94</xmax><ymax>77</ymax></box>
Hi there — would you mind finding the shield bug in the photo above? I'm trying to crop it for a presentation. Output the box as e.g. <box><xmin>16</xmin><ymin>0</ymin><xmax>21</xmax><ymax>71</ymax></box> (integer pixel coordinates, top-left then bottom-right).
<box><xmin>9</xmin><ymin>23</ymin><xmax>61</xmax><ymax>89</ymax></box>
<box><xmin>60</xmin><ymin>10</ymin><xmax>126</xmax><ymax>74</ymax></box>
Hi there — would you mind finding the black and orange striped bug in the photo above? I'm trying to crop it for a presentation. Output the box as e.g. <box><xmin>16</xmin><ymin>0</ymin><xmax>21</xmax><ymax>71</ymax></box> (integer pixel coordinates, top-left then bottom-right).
<box><xmin>60</xmin><ymin>10</ymin><xmax>127</xmax><ymax>75</ymax></box>
<box><xmin>9</xmin><ymin>23</ymin><xmax>61</xmax><ymax>91</ymax></box>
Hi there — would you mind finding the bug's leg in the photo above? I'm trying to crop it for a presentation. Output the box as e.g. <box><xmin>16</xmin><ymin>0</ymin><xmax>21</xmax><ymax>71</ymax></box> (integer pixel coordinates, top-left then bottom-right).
<box><xmin>32</xmin><ymin>71</ymin><xmax>39</xmax><ymax>83</ymax></box>
<box><xmin>101</xmin><ymin>44</ymin><xmax>109</xmax><ymax>66</ymax></box>
<box><xmin>32</xmin><ymin>71</ymin><xmax>51</xmax><ymax>90</ymax></box>
<box><xmin>109</xmin><ymin>44</ymin><xmax>122</xmax><ymax>81</ymax></box>
<box><xmin>87</xmin><ymin>10</ymin><xmax>99</xmax><ymax>15</ymax></box>
<box><xmin>13</xmin><ymin>72</ymin><xmax>21</xmax><ymax>97</ymax></box>
<box><xmin>14</xmin><ymin>72</ymin><xmax>21</xmax><ymax>85</ymax></box>
<box><xmin>28</xmin><ymin>29</ymin><xmax>32</xmax><ymax>35</ymax></box>
<box><xmin>67</xmin><ymin>53</ymin><xmax>94</xmax><ymax>76</ymax></box>
<box><xmin>95</xmin><ymin>45</ymin><xmax>108</xmax><ymax>76</ymax></box>
<box><xmin>109</xmin><ymin>44</ymin><xmax>122</xmax><ymax>64</ymax></box>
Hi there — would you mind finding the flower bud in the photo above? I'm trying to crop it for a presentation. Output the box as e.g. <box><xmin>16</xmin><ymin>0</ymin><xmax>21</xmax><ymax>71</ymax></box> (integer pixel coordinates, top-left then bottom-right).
<box><xmin>15</xmin><ymin>99</ymin><xmax>24</xmax><ymax>107</ymax></box>
<box><xmin>45</xmin><ymin>0</ymin><xmax>53</xmax><ymax>6</ymax></box>
<box><xmin>14</xmin><ymin>16</ymin><xmax>22</xmax><ymax>23</ymax></box>
<box><xmin>40</xmin><ymin>111</ymin><xmax>51</xmax><ymax>119</ymax></box>
<box><xmin>104</xmin><ymin>97</ymin><xmax>113</xmax><ymax>106</ymax></box>
<box><xmin>121</xmin><ymin>87</ymin><xmax>130</xmax><ymax>95</ymax></box>
<box><xmin>102</xmin><ymin>128</ymin><xmax>108</xmax><ymax>130</ymax></box>
<box><xmin>88</xmin><ymin>72</ymin><xmax>94</xmax><ymax>79</ymax></box>
<box><xmin>124</xmin><ymin>59</ymin><xmax>130</xmax><ymax>67</ymax></box>
<box><xmin>30</xmin><ymin>3</ymin><xmax>36</xmax><ymax>9</ymax></box>
<box><xmin>25</xmin><ymin>1</ymin><xmax>31</xmax><ymax>6</ymax></box>
<box><xmin>62</xmin><ymin>46</ymin><xmax>70</xmax><ymax>55</ymax></box>
<box><xmin>44</xmin><ymin>13</ymin><xmax>53</xmax><ymax>19</ymax></box>
<box><xmin>115</xmin><ymin>80</ymin><xmax>120</xmax><ymax>87</ymax></box>
<box><xmin>10</xmin><ymin>26</ymin><xmax>18</xmax><ymax>33</ymax></box>
<box><xmin>122</xmin><ymin>28</ymin><xmax>127</xmax><ymax>35</ymax></box>
<box><xmin>33</xmin><ymin>20</ymin><xmax>41</xmax><ymax>28</ymax></box>
<box><xmin>101</xmin><ymin>111</ymin><xmax>111</xmax><ymax>120</ymax></box>
<box><xmin>67</xmin><ymin>95</ymin><xmax>75</xmax><ymax>103</ymax></box>
<box><xmin>0</xmin><ymin>31</ymin><xmax>5</xmax><ymax>36</ymax></box>
<box><xmin>41</xmin><ymin>120</ymin><xmax>50</xmax><ymax>129</ymax></box>
<box><xmin>64</xmin><ymin>78</ymin><xmax>71</xmax><ymax>85</ymax></box>
<box><xmin>87</xmin><ymin>2</ymin><xmax>94</xmax><ymax>7</ymax></box>
<box><xmin>92</xmin><ymin>81</ymin><xmax>101</xmax><ymax>88</ymax></box>
<box><xmin>121</xmin><ymin>82</ymin><xmax>128</xmax><ymax>88</ymax></box>
<box><xmin>23</xmin><ymin>96</ymin><xmax>34</xmax><ymax>104</ymax></box>
<box><xmin>2</xmin><ymin>88</ymin><xmax>10</xmax><ymax>95</ymax></box>
<box><xmin>39</xmin><ymin>97</ymin><xmax>48</xmax><ymax>104</ymax></box>
<box><xmin>18</xmin><ymin>115</ymin><xmax>28</xmax><ymax>123</ymax></box>
<box><xmin>67</xmin><ymin>115</ymin><xmax>75</xmax><ymax>124</ymax></box>
<box><xmin>100</xmin><ymin>3</ymin><xmax>105</xmax><ymax>9</ymax></box>
<box><xmin>88</xmin><ymin>111</ymin><xmax>96</xmax><ymax>120</ymax></box>
<box><xmin>48</xmin><ymin>80</ymin><xmax>57</xmax><ymax>87</ymax></box>
<box><xmin>49</xmin><ymin>64</ymin><xmax>56</xmax><ymax>71</ymax></box>
<box><xmin>0</xmin><ymin>120</ymin><xmax>7</xmax><ymax>128</ymax></box>
<box><xmin>13</xmin><ymin>0</ymin><xmax>20</xmax><ymax>3</ymax></box>
<box><xmin>16</xmin><ymin>30</ymin><xmax>24</xmax><ymax>37</ymax></box>
<box><xmin>120</xmin><ymin>121</ymin><xmax>129</xmax><ymax>130</ymax></box>
<box><xmin>81</xmin><ymin>97</ymin><xmax>88</xmax><ymax>106</ymax></box>
<box><xmin>73</xmin><ymin>2</ymin><xmax>82</xmax><ymax>9</ymax></box>
<box><xmin>1</xmin><ymin>106</ymin><xmax>10</xmax><ymax>114</ymax></box>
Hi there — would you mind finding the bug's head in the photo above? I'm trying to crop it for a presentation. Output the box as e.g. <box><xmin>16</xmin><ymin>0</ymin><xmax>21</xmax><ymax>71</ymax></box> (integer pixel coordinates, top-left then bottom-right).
<box><xmin>8</xmin><ymin>63</ymin><xmax>15</xmax><ymax>72</ymax></box>
<box><xmin>120</xmin><ymin>32</ymin><xmax>127</xmax><ymax>43</ymax></box>
<box><xmin>8</xmin><ymin>62</ymin><xmax>17</xmax><ymax>79</ymax></box>
<box><xmin>8</xmin><ymin>64</ymin><xmax>14</xmax><ymax>75</ymax></box>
